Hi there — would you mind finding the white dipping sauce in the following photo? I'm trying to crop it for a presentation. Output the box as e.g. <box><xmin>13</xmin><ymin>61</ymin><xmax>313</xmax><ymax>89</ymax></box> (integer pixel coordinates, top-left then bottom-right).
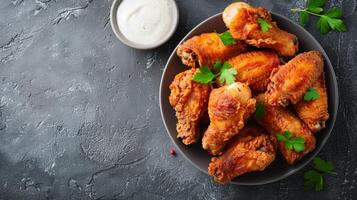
<box><xmin>117</xmin><ymin>0</ymin><xmax>175</xmax><ymax>45</ymax></box>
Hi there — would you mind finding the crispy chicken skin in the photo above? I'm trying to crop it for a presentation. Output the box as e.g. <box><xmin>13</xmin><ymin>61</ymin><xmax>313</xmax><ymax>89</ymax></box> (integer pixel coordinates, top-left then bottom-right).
<box><xmin>266</xmin><ymin>51</ymin><xmax>324</xmax><ymax>107</ymax></box>
<box><xmin>223</xmin><ymin>2</ymin><xmax>298</xmax><ymax>57</ymax></box>
<box><xmin>294</xmin><ymin>75</ymin><xmax>329</xmax><ymax>133</ymax></box>
<box><xmin>226</xmin><ymin>50</ymin><xmax>280</xmax><ymax>92</ymax></box>
<box><xmin>208</xmin><ymin>125</ymin><xmax>277</xmax><ymax>184</ymax></box>
<box><xmin>202</xmin><ymin>82</ymin><xmax>256</xmax><ymax>155</ymax></box>
<box><xmin>177</xmin><ymin>33</ymin><xmax>247</xmax><ymax>68</ymax></box>
<box><xmin>169</xmin><ymin>69</ymin><xmax>211</xmax><ymax>145</ymax></box>
<box><xmin>255</xmin><ymin>94</ymin><xmax>316</xmax><ymax>165</ymax></box>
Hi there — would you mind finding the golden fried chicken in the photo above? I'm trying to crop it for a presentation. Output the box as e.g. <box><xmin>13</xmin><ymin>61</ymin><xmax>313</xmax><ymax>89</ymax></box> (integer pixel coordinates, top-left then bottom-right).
<box><xmin>202</xmin><ymin>82</ymin><xmax>256</xmax><ymax>155</ymax></box>
<box><xmin>266</xmin><ymin>51</ymin><xmax>324</xmax><ymax>107</ymax></box>
<box><xmin>169</xmin><ymin>69</ymin><xmax>211</xmax><ymax>145</ymax></box>
<box><xmin>177</xmin><ymin>32</ymin><xmax>247</xmax><ymax>68</ymax></box>
<box><xmin>223</xmin><ymin>2</ymin><xmax>298</xmax><ymax>57</ymax></box>
<box><xmin>294</xmin><ymin>74</ymin><xmax>329</xmax><ymax>133</ymax></box>
<box><xmin>208</xmin><ymin>125</ymin><xmax>277</xmax><ymax>184</ymax></box>
<box><xmin>226</xmin><ymin>50</ymin><xmax>280</xmax><ymax>92</ymax></box>
<box><xmin>255</xmin><ymin>94</ymin><xmax>316</xmax><ymax>165</ymax></box>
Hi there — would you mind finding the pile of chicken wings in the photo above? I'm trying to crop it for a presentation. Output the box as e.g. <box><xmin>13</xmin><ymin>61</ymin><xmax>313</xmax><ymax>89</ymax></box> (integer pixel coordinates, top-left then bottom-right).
<box><xmin>169</xmin><ymin>2</ymin><xmax>329</xmax><ymax>184</ymax></box>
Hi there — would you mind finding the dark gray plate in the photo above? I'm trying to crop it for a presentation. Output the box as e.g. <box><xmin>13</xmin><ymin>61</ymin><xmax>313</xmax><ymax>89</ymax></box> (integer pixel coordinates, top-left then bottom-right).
<box><xmin>159</xmin><ymin>13</ymin><xmax>338</xmax><ymax>185</ymax></box>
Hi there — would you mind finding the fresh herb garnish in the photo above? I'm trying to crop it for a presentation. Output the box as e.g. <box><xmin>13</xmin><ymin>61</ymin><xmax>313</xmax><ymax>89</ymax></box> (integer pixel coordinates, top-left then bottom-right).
<box><xmin>299</xmin><ymin>10</ymin><xmax>310</xmax><ymax>26</ymax></box>
<box><xmin>291</xmin><ymin>0</ymin><xmax>347</xmax><ymax>34</ymax></box>
<box><xmin>219</xmin><ymin>62</ymin><xmax>237</xmax><ymax>85</ymax></box>
<box><xmin>313</xmin><ymin>157</ymin><xmax>335</xmax><ymax>174</ymax></box>
<box><xmin>217</xmin><ymin>31</ymin><xmax>237</xmax><ymax>46</ymax></box>
<box><xmin>257</xmin><ymin>17</ymin><xmax>272</xmax><ymax>32</ymax></box>
<box><xmin>307</xmin><ymin>0</ymin><xmax>325</xmax><ymax>13</ymax></box>
<box><xmin>213</xmin><ymin>60</ymin><xmax>222</xmax><ymax>71</ymax></box>
<box><xmin>192</xmin><ymin>66</ymin><xmax>217</xmax><ymax>84</ymax></box>
<box><xmin>276</xmin><ymin>130</ymin><xmax>305</xmax><ymax>152</ymax></box>
<box><xmin>304</xmin><ymin>170</ymin><xmax>324</xmax><ymax>191</ymax></box>
<box><xmin>192</xmin><ymin>61</ymin><xmax>237</xmax><ymax>85</ymax></box>
<box><xmin>254</xmin><ymin>101</ymin><xmax>265</xmax><ymax>119</ymax></box>
<box><xmin>304</xmin><ymin>157</ymin><xmax>336</xmax><ymax>191</ymax></box>
<box><xmin>304</xmin><ymin>87</ymin><xmax>320</xmax><ymax>101</ymax></box>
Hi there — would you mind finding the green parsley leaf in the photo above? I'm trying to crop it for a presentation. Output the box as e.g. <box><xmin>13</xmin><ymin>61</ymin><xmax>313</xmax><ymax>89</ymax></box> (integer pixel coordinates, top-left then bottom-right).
<box><xmin>292</xmin><ymin>138</ymin><xmax>305</xmax><ymax>152</ymax></box>
<box><xmin>308</xmin><ymin>6</ymin><xmax>323</xmax><ymax>14</ymax></box>
<box><xmin>325</xmin><ymin>16</ymin><xmax>347</xmax><ymax>32</ymax></box>
<box><xmin>192</xmin><ymin>66</ymin><xmax>216</xmax><ymax>84</ymax></box>
<box><xmin>290</xmin><ymin>136</ymin><xmax>305</xmax><ymax>143</ymax></box>
<box><xmin>304</xmin><ymin>87</ymin><xmax>320</xmax><ymax>101</ymax></box>
<box><xmin>292</xmin><ymin>0</ymin><xmax>347</xmax><ymax>34</ymax></box>
<box><xmin>192</xmin><ymin>62</ymin><xmax>237</xmax><ymax>85</ymax></box>
<box><xmin>326</xmin><ymin>7</ymin><xmax>343</xmax><ymax>18</ymax></box>
<box><xmin>257</xmin><ymin>17</ymin><xmax>272</xmax><ymax>32</ymax></box>
<box><xmin>303</xmin><ymin>157</ymin><xmax>336</xmax><ymax>192</ymax></box>
<box><xmin>316</xmin><ymin>15</ymin><xmax>347</xmax><ymax>34</ymax></box>
<box><xmin>284</xmin><ymin>130</ymin><xmax>292</xmax><ymax>138</ymax></box>
<box><xmin>299</xmin><ymin>11</ymin><xmax>309</xmax><ymax>26</ymax></box>
<box><xmin>307</xmin><ymin>0</ymin><xmax>326</xmax><ymax>8</ymax></box>
<box><xmin>219</xmin><ymin>62</ymin><xmax>237</xmax><ymax>85</ymax></box>
<box><xmin>254</xmin><ymin>102</ymin><xmax>265</xmax><ymax>119</ymax></box>
<box><xmin>293</xmin><ymin>143</ymin><xmax>305</xmax><ymax>152</ymax></box>
<box><xmin>218</xmin><ymin>31</ymin><xmax>237</xmax><ymax>46</ymax></box>
<box><xmin>276</xmin><ymin>133</ymin><xmax>286</xmax><ymax>142</ymax></box>
<box><xmin>313</xmin><ymin>157</ymin><xmax>335</xmax><ymax>174</ymax></box>
<box><xmin>285</xmin><ymin>142</ymin><xmax>293</xmax><ymax>150</ymax></box>
<box><xmin>276</xmin><ymin>130</ymin><xmax>306</xmax><ymax>152</ymax></box>
<box><xmin>304</xmin><ymin>170</ymin><xmax>324</xmax><ymax>191</ymax></box>
<box><xmin>307</xmin><ymin>0</ymin><xmax>325</xmax><ymax>14</ymax></box>
<box><xmin>213</xmin><ymin>60</ymin><xmax>222</xmax><ymax>71</ymax></box>
<box><xmin>316</xmin><ymin>16</ymin><xmax>331</xmax><ymax>34</ymax></box>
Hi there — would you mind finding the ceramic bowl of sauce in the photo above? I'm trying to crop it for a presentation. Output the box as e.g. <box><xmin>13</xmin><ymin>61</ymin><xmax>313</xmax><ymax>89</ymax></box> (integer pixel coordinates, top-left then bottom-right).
<box><xmin>110</xmin><ymin>0</ymin><xmax>179</xmax><ymax>49</ymax></box>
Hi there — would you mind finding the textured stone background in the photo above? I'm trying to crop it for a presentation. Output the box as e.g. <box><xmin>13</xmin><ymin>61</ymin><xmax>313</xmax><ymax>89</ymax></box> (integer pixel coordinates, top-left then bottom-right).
<box><xmin>0</xmin><ymin>0</ymin><xmax>356</xmax><ymax>199</ymax></box>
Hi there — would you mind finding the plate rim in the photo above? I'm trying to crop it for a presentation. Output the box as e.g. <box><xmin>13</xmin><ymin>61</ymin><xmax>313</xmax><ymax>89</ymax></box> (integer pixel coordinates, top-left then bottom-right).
<box><xmin>159</xmin><ymin>12</ymin><xmax>339</xmax><ymax>185</ymax></box>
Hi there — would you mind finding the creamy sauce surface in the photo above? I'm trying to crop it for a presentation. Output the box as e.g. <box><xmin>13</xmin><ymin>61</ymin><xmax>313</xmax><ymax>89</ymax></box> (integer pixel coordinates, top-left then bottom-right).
<box><xmin>117</xmin><ymin>0</ymin><xmax>175</xmax><ymax>45</ymax></box>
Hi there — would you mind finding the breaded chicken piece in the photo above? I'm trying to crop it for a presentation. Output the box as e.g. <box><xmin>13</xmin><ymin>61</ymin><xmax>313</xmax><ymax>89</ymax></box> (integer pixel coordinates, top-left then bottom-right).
<box><xmin>208</xmin><ymin>124</ymin><xmax>277</xmax><ymax>184</ymax></box>
<box><xmin>255</xmin><ymin>94</ymin><xmax>316</xmax><ymax>165</ymax></box>
<box><xmin>202</xmin><ymin>82</ymin><xmax>256</xmax><ymax>155</ymax></box>
<box><xmin>266</xmin><ymin>51</ymin><xmax>324</xmax><ymax>107</ymax></box>
<box><xmin>223</xmin><ymin>2</ymin><xmax>298</xmax><ymax>57</ymax></box>
<box><xmin>294</xmin><ymin>74</ymin><xmax>329</xmax><ymax>133</ymax></box>
<box><xmin>226</xmin><ymin>50</ymin><xmax>280</xmax><ymax>92</ymax></box>
<box><xmin>169</xmin><ymin>69</ymin><xmax>211</xmax><ymax>145</ymax></box>
<box><xmin>177</xmin><ymin>32</ymin><xmax>247</xmax><ymax>68</ymax></box>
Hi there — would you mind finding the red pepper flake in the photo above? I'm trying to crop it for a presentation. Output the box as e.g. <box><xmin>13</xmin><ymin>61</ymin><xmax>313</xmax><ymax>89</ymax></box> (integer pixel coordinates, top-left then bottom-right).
<box><xmin>170</xmin><ymin>149</ymin><xmax>176</xmax><ymax>156</ymax></box>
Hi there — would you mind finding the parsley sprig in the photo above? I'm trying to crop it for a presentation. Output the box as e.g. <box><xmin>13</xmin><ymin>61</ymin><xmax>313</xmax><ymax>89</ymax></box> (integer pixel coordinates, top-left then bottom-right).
<box><xmin>219</xmin><ymin>62</ymin><xmax>237</xmax><ymax>85</ymax></box>
<box><xmin>191</xmin><ymin>66</ymin><xmax>216</xmax><ymax>84</ymax></box>
<box><xmin>276</xmin><ymin>130</ymin><xmax>305</xmax><ymax>152</ymax></box>
<box><xmin>291</xmin><ymin>0</ymin><xmax>347</xmax><ymax>34</ymax></box>
<box><xmin>304</xmin><ymin>87</ymin><xmax>320</xmax><ymax>101</ymax></box>
<box><xmin>217</xmin><ymin>31</ymin><xmax>237</xmax><ymax>46</ymax></box>
<box><xmin>254</xmin><ymin>101</ymin><xmax>266</xmax><ymax>119</ymax></box>
<box><xmin>304</xmin><ymin>157</ymin><xmax>337</xmax><ymax>191</ymax></box>
<box><xmin>192</xmin><ymin>61</ymin><xmax>237</xmax><ymax>85</ymax></box>
<box><xmin>257</xmin><ymin>17</ymin><xmax>272</xmax><ymax>32</ymax></box>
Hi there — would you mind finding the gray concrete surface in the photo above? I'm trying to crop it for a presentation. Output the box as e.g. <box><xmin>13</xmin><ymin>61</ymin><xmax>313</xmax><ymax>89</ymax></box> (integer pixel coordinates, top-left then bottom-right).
<box><xmin>0</xmin><ymin>0</ymin><xmax>356</xmax><ymax>199</ymax></box>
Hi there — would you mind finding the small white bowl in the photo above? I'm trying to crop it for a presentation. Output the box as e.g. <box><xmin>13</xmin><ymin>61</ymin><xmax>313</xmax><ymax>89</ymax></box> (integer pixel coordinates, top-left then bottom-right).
<box><xmin>110</xmin><ymin>0</ymin><xmax>179</xmax><ymax>50</ymax></box>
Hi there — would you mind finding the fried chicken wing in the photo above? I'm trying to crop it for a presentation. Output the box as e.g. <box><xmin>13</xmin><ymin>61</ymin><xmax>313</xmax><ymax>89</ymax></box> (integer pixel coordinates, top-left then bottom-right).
<box><xmin>169</xmin><ymin>69</ymin><xmax>211</xmax><ymax>145</ymax></box>
<box><xmin>226</xmin><ymin>50</ymin><xmax>280</xmax><ymax>92</ymax></box>
<box><xmin>266</xmin><ymin>51</ymin><xmax>324</xmax><ymax>107</ymax></box>
<box><xmin>202</xmin><ymin>82</ymin><xmax>256</xmax><ymax>155</ymax></box>
<box><xmin>208</xmin><ymin>125</ymin><xmax>277</xmax><ymax>184</ymax></box>
<box><xmin>177</xmin><ymin>32</ymin><xmax>247</xmax><ymax>68</ymax></box>
<box><xmin>255</xmin><ymin>94</ymin><xmax>316</xmax><ymax>165</ymax></box>
<box><xmin>223</xmin><ymin>2</ymin><xmax>298</xmax><ymax>57</ymax></box>
<box><xmin>294</xmin><ymin>74</ymin><xmax>329</xmax><ymax>133</ymax></box>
